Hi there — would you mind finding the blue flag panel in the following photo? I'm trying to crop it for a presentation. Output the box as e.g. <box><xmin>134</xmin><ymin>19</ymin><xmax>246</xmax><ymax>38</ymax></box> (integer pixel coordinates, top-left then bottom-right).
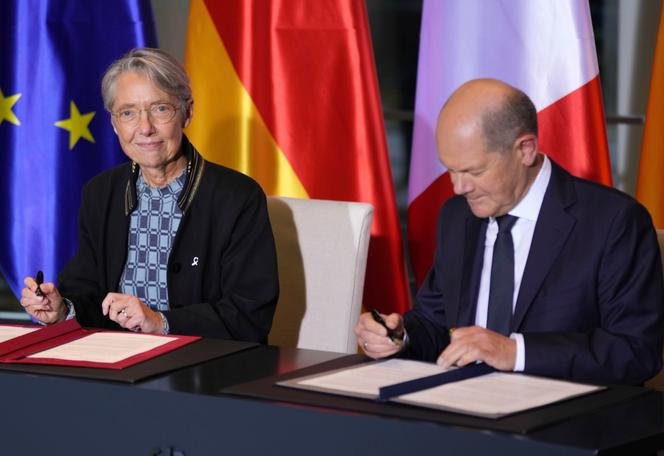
<box><xmin>0</xmin><ymin>0</ymin><xmax>157</xmax><ymax>297</ymax></box>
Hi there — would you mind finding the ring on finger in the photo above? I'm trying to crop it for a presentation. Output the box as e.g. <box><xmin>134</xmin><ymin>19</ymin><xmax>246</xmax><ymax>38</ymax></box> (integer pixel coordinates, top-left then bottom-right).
<box><xmin>363</xmin><ymin>341</ymin><xmax>368</xmax><ymax>350</ymax></box>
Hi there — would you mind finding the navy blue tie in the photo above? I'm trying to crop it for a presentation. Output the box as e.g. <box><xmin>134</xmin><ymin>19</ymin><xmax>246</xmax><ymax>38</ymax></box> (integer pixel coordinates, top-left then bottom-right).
<box><xmin>487</xmin><ymin>215</ymin><xmax>518</xmax><ymax>336</ymax></box>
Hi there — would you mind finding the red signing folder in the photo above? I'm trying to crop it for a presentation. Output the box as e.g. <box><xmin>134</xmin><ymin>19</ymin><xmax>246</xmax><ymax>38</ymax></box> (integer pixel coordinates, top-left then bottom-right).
<box><xmin>0</xmin><ymin>319</ymin><xmax>200</xmax><ymax>369</ymax></box>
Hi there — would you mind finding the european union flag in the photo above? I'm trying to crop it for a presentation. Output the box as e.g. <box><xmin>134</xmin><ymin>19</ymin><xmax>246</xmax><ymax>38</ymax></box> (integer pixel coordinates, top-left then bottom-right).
<box><xmin>0</xmin><ymin>1</ymin><xmax>157</xmax><ymax>297</ymax></box>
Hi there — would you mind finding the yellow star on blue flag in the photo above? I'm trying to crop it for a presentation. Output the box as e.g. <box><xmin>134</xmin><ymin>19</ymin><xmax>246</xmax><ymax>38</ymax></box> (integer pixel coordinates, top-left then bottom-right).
<box><xmin>54</xmin><ymin>101</ymin><xmax>96</xmax><ymax>149</ymax></box>
<box><xmin>0</xmin><ymin>88</ymin><xmax>21</xmax><ymax>126</ymax></box>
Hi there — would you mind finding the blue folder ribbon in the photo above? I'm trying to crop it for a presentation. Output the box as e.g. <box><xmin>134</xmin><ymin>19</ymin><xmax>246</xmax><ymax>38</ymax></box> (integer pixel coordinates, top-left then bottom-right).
<box><xmin>378</xmin><ymin>363</ymin><xmax>495</xmax><ymax>402</ymax></box>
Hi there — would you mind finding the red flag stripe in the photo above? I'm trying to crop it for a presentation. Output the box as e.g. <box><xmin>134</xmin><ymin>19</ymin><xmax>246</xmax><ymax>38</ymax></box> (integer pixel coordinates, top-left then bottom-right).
<box><xmin>538</xmin><ymin>76</ymin><xmax>612</xmax><ymax>186</ymax></box>
<box><xmin>407</xmin><ymin>173</ymin><xmax>454</xmax><ymax>285</ymax></box>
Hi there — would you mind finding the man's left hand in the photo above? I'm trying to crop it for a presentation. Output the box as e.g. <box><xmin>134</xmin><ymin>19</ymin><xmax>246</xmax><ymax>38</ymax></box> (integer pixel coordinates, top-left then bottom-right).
<box><xmin>101</xmin><ymin>293</ymin><xmax>164</xmax><ymax>334</ymax></box>
<box><xmin>437</xmin><ymin>326</ymin><xmax>516</xmax><ymax>371</ymax></box>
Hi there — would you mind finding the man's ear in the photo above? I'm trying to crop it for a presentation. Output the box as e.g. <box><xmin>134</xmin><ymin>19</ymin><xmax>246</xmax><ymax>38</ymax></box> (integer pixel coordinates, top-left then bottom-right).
<box><xmin>516</xmin><ymin>133</ymin><xmax>538</xmax><ymax>166</ymax></box>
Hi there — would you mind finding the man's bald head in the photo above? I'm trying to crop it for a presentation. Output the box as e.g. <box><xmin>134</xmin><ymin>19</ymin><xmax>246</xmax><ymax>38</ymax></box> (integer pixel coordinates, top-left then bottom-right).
<box><xmin>435</xmin><ymin>79</ymin><xmax>542</xmax><ymax>218</ymax></box>
<box><xmin>438</xmin><ymin>79</ymin><xmax>538</xmax><ymax>154</ymax></box>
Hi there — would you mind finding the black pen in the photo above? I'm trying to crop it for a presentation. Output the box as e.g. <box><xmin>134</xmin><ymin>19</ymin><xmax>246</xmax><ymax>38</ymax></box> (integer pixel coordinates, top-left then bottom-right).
<box><xmin>34</xmin><ymin>270</ymin><xmax>44</xmax><ymax>297</ymax></box>
<box><xmin>371</xmin><ymin>308</ymin><xmax>403</xmax><ymax>344</ymax></box>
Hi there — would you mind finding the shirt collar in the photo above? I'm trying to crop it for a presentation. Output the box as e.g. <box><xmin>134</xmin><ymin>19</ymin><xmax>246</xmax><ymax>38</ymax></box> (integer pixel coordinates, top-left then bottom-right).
<box><xmin>506</xmin><ymin>154</ymin><xmax>551</xmax><ymax>222</ymax></box>
<box><xmin>137</xmin><ymin>167</ymin><xmax>187</xmax><ymax>198</ymax></box>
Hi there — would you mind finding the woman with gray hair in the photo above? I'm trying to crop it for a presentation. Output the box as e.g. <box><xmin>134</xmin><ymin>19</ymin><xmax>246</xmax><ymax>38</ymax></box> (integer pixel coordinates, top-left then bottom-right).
<box><xmin>20</xmin><ymin>48</ymin><xmax>279</xmax><ymax>341</ymax></box>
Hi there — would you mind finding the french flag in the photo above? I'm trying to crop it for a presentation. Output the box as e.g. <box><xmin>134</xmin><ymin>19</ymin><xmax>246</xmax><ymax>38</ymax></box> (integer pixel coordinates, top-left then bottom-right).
<box><xmin>408</xmin><ymin>0</ymin><xmax>612</xmax><ymax>285</ymax></box>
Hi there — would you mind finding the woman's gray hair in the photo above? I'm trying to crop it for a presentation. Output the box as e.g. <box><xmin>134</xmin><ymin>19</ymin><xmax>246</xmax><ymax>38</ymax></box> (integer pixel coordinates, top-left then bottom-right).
<box><xmin>101</xmin><ymin>47</ymin><xmax>192</xmax><ymax>113</ymax></box>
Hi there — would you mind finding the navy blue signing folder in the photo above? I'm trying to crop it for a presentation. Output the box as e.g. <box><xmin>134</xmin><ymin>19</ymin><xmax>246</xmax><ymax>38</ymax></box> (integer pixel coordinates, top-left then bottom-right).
<box><xmin>378</xmin><ymin>363</ymin><xmax>495</xmax><ymax>401</ymax></box>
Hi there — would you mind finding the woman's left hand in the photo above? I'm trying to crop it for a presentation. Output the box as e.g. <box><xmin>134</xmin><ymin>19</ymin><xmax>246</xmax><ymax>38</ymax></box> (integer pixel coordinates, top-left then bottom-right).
<box><xmin>101</xmin><ymin>293</ymin><xmax>164</xmax><ymax>334</ymax></box>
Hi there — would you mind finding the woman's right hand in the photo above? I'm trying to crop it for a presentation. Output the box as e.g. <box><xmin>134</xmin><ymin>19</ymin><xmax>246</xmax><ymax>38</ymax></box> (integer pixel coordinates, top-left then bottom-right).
<box><xmin>20</xmin><ymin>276</ymin><xmax>68</xmax><ymax>324</ymax></box>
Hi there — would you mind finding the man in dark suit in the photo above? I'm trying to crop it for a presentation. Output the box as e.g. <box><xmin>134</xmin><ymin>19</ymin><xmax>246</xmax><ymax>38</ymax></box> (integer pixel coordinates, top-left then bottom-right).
<box><xmin>355</xmin><ymin>78</ymin><xmax>664</xmax><ymax>385</ymax></box>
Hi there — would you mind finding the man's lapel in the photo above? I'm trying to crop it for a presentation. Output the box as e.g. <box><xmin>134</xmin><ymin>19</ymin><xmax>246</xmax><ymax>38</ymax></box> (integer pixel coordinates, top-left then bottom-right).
<box><xmin>512</xmin><ymin>161</ymin><xmax>577</xmax><ymax>330</ymax></box>
<box><xmin>454</xmin><ymin>214</ymin><xmax>487</xmax><ymax>327</ymax></box>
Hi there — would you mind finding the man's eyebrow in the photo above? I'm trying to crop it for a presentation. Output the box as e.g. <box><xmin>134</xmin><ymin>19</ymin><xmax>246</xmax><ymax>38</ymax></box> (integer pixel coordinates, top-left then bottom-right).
<box><xmin>447</xmin><ymin>164</ymin><xmax>485</xmax><ymax>173</ymax></box>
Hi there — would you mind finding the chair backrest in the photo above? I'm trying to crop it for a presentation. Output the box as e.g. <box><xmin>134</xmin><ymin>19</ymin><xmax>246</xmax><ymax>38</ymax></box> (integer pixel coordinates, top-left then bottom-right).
<box><xmin>266</xmin><ymin>196</ymin><xmax>373</xmax><ymax>353</ymax></box>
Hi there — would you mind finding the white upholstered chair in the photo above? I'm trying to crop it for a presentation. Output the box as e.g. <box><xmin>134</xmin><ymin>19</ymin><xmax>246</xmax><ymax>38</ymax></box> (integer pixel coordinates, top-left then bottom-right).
<box><xmin>646</xmin><ymin>229</ymin><xmax>664</xmax><ymax>390</ymax></box>
<box><xmin>266</xmin><ymin>196</ymin><xmax>373</xmax><ymax>354</ymax></box>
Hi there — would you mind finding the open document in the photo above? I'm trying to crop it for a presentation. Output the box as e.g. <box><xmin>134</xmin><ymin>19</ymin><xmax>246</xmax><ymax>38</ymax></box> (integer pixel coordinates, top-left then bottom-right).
<box><xmin>27</xmin><ymin>332</ymin><xmax>176</xmax><ymax>364</ymax></box>
<box><xmin>0</xmin><ymin>325</ymin><xmax>40</xmax><ymax>343</ymax></box>
<box><xmin>278</xmin><ymin>359</ymin><xmax>603</xmax><ymax>419</ymax></box>
<box><xmin>0</xmin><ymin>320</ymin><xmax>200</xmax><ymax>369</ymax></box>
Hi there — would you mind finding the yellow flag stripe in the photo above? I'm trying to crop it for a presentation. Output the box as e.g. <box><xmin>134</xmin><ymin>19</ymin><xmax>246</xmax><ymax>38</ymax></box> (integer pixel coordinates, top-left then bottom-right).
<box><xmin>637</xmin><ymin>11</ymin><xmax>664</xmax><ymax>228</ymax></box>
<box><xmin>184</xmin><ymin>0</ymin><xmax>309</xmax><ymax>199</ymax></box>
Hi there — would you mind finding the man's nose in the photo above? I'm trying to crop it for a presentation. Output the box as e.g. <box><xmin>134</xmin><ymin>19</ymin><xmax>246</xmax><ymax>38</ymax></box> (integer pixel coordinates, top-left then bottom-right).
<box><xmin>451</xmin><ymin>172</ymin><xmax>472</xmax><ymax>195</ymax></box>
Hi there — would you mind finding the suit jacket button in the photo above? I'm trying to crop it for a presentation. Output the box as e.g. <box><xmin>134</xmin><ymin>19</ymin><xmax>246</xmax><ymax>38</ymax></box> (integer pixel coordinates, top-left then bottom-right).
<box><xmin>171</xmin><ymin>262</ymin><xmax>182</xmax><ymax>273</ymax></box>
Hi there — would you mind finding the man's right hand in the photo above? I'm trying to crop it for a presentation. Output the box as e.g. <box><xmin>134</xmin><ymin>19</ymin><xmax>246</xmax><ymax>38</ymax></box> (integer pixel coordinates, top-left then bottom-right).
<box><xmin>20</xmin><ymin>276</ymin><xmax>67</xmax><ymax>324</ymax></box>
<box><xmin>354</xmin><ymin>311</ymin><xmax>405</xmax><ymax>359</ymax></box>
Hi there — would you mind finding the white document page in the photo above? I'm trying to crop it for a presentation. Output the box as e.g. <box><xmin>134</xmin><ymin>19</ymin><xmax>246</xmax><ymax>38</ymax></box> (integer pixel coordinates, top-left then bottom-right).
<box><xmin>298</xmin><ymin>359</ymin><xmax>450</xmax><ymax>396</ymax></box>
<box><xmin>290</xmin><ymin>359</ymin><xmax>602</xmax><ymax>418</ymax></box>
<box><xmin>27</xmin><ymin>332</ymin><xmax>174</xmax><ymax>363</ymax></box>
<box><xmin>397</xmin><ymin>372</ymin><xmax>602</xmax><ymax>417</ymax></box>
<box><xmin>0</xmin><ymin>325</ymin><xmax>40</xmax><ymax>343</ymax></box>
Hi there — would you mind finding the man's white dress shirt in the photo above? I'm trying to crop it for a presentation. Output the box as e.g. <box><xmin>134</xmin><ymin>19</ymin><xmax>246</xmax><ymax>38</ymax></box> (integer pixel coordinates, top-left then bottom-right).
<box><xmin>474</xmin><ymin>155</ymin><xmax>551</xmax><ymax>371</ymax></box>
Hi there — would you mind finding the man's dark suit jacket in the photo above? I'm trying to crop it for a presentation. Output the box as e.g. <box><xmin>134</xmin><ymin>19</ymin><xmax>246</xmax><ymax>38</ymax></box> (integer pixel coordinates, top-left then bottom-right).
<box><xmin>404</xmin><ymin>159</ymin><xmax>664</xmax><ymax>385</ymax></box>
